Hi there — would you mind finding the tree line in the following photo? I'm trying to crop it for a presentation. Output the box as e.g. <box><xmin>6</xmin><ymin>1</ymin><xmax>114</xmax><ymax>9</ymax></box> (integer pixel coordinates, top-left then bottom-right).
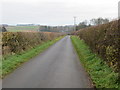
<box><xmin>76</xmin><ymin>17</ymin><xmax>110</xmax><ymax>31</ymax></box>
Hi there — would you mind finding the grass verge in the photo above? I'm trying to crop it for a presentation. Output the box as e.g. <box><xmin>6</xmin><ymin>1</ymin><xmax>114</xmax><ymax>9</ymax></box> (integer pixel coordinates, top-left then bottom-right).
<box><xmin>71</xmin><ymin>36</ymin><xmax>118</xmax><ymax>88</ymax></box>
<box><xmin>1</xmin><ymin>36</ymin><xmax>64</xmax><ymax>78</ymax></box>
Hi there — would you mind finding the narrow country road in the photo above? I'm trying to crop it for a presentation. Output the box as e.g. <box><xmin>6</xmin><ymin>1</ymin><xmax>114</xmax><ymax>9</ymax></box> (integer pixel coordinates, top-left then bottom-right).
<box><xmin>3</xmin><ymin>36</ymin><xmax>92</xmax><ymax>88</ymax></box>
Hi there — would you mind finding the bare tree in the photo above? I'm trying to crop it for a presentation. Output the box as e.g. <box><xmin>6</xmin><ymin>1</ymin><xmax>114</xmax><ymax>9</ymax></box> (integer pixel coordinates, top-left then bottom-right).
<box><xmin>90</xmin><ymin>18</ymin><xmax>109</xmax><ymax>25</ymax></box>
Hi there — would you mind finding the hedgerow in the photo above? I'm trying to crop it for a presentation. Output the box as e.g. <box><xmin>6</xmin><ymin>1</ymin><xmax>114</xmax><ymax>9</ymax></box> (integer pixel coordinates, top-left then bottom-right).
<box><xmin>73</xmin><ymin>20</ymin><xmax>119</xmax><ymax>72</ymax></box>
<box><xmin>2</xmin><ymin>32</ymin><xmax>60</xmax><ymax>57</ymax></box>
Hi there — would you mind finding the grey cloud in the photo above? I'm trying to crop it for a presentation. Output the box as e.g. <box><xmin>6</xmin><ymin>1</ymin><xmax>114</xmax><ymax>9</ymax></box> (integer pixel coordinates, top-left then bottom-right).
<box><xmin>1</xmin><ymin>0</ymin><xmax>118</xmax><ymax>25</ymax></box>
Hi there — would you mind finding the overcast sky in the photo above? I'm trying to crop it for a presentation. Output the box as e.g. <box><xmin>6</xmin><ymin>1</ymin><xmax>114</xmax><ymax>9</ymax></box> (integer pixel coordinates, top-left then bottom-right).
<box><xmin>0</xmin><ymin>0</ymin><xmax>119</xmax><ymax>26</ymax></box>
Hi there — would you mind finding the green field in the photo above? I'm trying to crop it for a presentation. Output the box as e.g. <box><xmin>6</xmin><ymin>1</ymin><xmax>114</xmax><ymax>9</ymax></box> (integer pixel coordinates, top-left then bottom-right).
<box><xmin>6</xmin><ymin>26</ymin><xmax>39</xmax><ymax>32</ymax></box>
<box><xmin>71</xmin><ymin>36</ymin><xmax>118</xmax><ymax>88</ymax></box>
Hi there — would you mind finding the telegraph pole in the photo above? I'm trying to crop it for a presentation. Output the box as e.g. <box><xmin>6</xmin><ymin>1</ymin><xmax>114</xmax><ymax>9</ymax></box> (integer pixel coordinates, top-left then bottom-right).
<box><xmin>74</xmin><ymin>16</ymin><xmax>76</xmax><ymax>31</ymax></box>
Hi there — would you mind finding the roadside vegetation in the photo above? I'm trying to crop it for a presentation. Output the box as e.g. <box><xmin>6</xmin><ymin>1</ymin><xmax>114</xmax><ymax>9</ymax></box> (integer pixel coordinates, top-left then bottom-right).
<box><xmin>1</xmin><ymin>36</ymin><xmax>64</xmax><ymax>78</ymax></box>
<box><xmin>71</xmin><ymin>36</ymin><xmax>118</xmax><ymax>88</ymax></box>
<box><xmin>2</xmin><ymin>32</ymin><xmax>61</xmax><ymax>57</ymax></box>
<box><xmin>74</xmin><ymin>20</ymin><xmax>119</xmax><ymax>72</ymax></box>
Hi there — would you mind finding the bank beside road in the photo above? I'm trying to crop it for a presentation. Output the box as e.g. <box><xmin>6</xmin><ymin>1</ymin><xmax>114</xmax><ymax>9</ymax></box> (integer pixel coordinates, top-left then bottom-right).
<box><xmin>71</xmin><ymin>36</ymin><xmax>118</xmax><ymax>88</ymax></box>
